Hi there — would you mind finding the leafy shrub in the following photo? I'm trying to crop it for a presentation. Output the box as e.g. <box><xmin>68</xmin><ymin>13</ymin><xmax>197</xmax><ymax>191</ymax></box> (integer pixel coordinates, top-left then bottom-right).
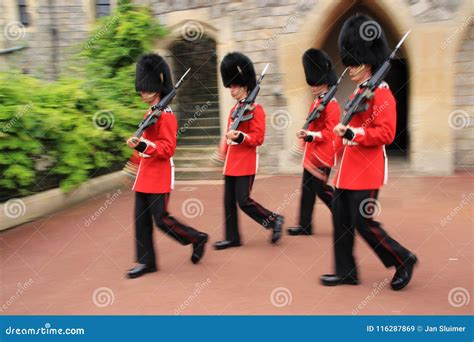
<box><xmin>0</xmin><ymin>0</ymin><xmax>167</xmax><ymax>199</ymax></box>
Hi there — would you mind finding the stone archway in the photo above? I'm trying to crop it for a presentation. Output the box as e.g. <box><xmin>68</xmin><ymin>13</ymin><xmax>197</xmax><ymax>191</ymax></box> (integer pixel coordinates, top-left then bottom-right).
<box><xmin>320</xmin><ymin>3</ymin><xmax>411</xmax><ymax>157</ymax></box>
<box><xmin>154</xmin><ymin>20</ymin><xmax>226</xmax><ymax>179</ymax></box>
<box><xmin>278</xmin><ymin>0</ymin><xmax>414</xmax><ymax>172</ymax></box>
<box><xmin>169</xmin><ymin>36</ymin><xmax>221</xmax><ymax>147</ymax></box>
<box><xmin>453</xmin><ymin>23</ymin><xmax>474</xmax><ymax>170</ymax></box>
<box><xmin>167</xmin><ymin>34</ymin><xmax>223</xmax><ymax>179</ymax></box>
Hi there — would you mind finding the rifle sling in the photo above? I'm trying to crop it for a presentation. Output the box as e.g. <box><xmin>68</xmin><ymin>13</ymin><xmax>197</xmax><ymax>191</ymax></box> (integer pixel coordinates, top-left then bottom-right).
<box><xmin>240</xmin><ymin>113</ymin><xmax>254</xmax><ymax>122</ymax></box>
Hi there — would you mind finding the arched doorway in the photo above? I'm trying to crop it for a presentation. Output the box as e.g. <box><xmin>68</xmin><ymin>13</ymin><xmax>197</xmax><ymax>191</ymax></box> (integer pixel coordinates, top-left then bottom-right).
<box><xmin>169</xmin><ymin>36</ymin><xmax>221</xmax><ymax>146</ymax></box>
<box><xmin>320</xmin><ymin>4</ymin><xmax>410</xmax><ymax>157</ymax></box>
<box><xmin>453</xmin><ymin>23</ymin><xmax>474</xmax><ymax>170</ymax></box>
<box><xmin>166</xmin><ymin>35</ymin><xmax>223</xmax><ymax>179</ymax></box>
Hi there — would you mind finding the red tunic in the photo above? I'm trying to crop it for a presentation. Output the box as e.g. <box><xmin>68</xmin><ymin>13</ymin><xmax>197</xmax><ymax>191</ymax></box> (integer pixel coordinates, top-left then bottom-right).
<box><xmin>302</xmin><ymin>97</ymin><xmax>340</xmax><ymax>177</ymax></box>
<box><xmin>220</xmin><ymin>102</ymin><xmax>265</xmax><ymax>176</ymax></box>
<box><xmin>132</xmin><ymin>108</ymin><xmax>176</xmax><ymax>194</ymax></box>
<box><xmin>334</xmin><ymin>82</ymin><xmax>396</xmax><ymax>190</ymax></box>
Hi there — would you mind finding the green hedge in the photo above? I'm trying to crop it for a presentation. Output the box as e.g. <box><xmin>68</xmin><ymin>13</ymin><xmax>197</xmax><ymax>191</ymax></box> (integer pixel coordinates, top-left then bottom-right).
<box><xmin>0</xmin><ymin>0</ymin><xmax>167</xmax><ymax>200</ymax></box>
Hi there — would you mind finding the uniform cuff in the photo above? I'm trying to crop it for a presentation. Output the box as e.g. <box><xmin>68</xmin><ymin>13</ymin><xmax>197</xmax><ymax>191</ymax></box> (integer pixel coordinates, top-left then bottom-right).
<box><xmin>134</xmin><ymin>141</ymin><xmax>147</xmax><ymax>153</ymax></box>
<box><xmin>350</xmin><ymin>127</ymin><xmax>366</xmax><ymax>142</ymax></box>
<box><xmin>305</xmin><ymin>131</ymin><xmax>322</xmax><ymax>142</ymax></box>
<box><xmin>234</xmin><ymin>132</ymin><xmax>245</xmax><ymax>144</ymax></box>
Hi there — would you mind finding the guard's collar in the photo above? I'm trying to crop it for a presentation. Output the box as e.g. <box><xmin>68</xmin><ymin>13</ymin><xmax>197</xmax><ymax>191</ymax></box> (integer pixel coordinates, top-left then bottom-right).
<box><xmin>359</xmin><ymin>78</ymin><xmax>371</xmax><ymax>88</ymax></box>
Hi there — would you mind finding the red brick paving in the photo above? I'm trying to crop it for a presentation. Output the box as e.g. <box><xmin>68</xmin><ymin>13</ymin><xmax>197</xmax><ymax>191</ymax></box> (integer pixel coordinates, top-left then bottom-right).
<box><xmin>0</xmin><ymin>172</ymin><xmax>472</xmax><ymax>315</ymax></box>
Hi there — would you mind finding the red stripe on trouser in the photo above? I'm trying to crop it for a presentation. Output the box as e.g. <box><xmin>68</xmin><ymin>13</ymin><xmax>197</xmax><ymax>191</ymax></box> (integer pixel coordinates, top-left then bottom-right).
<box><xmin>368</xmin><ymin>225</ymin><xmax>404</xmax><ymax>265</ymax></box>
<box><xmin>161</xmin><ymin>194</ymin><xmax>193</xmax><ymax>244</ymax></box>
<box><xmin>161</xmin><ymin>216</ymin><xmax>195</xmax><ymax>244</ymax></box>
<box><xmin>249</xmin><ymin>199</ymin><xmax>271</xmax><ymax>217</ymax></box>
<box><xmin>250</xmin><ymin>176</ymin><xmax>274</xmax><ymax>220</ymax></box>
<box><xmin>164</xmin><ymin>194</ymin><xmax>169</xmax><ymax>212</ymax></box>
<box><xmin>367</xmin><ymin>190</ymin><xmax>403</xmax><ymax>266</ymax></box>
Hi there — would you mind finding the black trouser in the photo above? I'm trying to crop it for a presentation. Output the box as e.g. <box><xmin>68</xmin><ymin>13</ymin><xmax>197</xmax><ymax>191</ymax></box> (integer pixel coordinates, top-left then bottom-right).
<box><xmin>332</xmin><ymin>188</ymin><xmax>411</xmax><ymax>278</ymax></box>
<box><xmin>298</xmin><ymin>167</ymin><xmax>334</xmax><ymax>233</ymax></box>
<box><xmin>224</xmin><ymin>175</ymin><xmax>276</xmax><ymax>243</ymax></box>
<box><xmin>134</xmin><ymin>192</ymin><xmax>202</xmax><ymax>266</ymax></box>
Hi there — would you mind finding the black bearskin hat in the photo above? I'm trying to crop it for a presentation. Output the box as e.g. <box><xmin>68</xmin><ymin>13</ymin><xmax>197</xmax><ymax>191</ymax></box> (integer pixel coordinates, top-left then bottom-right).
<box><xmin>220</xmin><ymin>52</ymin><xmax>256</xmax><ymax>90</ymax></box>
<box><xmin>135</xmin><ymin>53</ymin><xmax>173</xmax><ymax>96</ymax></box>
<box><xmin>338</xmin><ymin>14</ymin><xmax>389</xmax><ymax>71</ymax></box>
<box><xmin>302</xmin><ymin>48</ymin><xmax>337</xmax><ymax>86</ymax></box>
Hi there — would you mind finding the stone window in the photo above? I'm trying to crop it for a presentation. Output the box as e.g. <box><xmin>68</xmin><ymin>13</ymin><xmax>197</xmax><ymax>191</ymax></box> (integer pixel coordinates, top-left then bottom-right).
<box><xmin>18</xmin><ymin>0</ymin><xmax>29</xmax><ymax>26</ymax></box>
<box><xmin>95</xmin><ymin>0</ymin><xmax>111</xmax><ymax>19</ymax></box>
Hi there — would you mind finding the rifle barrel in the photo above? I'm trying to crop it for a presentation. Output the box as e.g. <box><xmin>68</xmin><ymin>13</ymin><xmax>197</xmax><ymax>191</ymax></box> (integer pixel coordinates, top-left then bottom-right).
<box><xmin>261</xmin><ymin>63</ymin><xmax>269</xmax><ymax>77</ymax></box>
<box><xmin>389</xmin><ymin>30</ymin><xmax>410</xmax><ymax>59</ymax></box>
<box><xmin>337</xmin><ymin>67</ymin><xmax>349</xmax><ymax>85</ymax></box>
<box><xmin>175</xmin><ymin>68</ymin><xmax>191</xmax><ymax>88</ymax></box>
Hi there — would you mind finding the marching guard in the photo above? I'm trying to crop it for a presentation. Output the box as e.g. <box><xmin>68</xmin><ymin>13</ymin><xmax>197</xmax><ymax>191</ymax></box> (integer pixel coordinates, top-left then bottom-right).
<box><xmin>287</xmin><ymin>49</ymin><xmax>340</xmax><ymax>236</ymax></box>
<box><xmin>214</xmin><ymin>52</ymin><xmax>284</xmax><ymax>250</ymax></box>
<box><xmin>320</xmin><ymin>15</ymin><xmax>417</xmax><ymax>290</ymax></box>
<box><xmin>125</xmin><ymin>54</ymin><xmax>208</xmax><ymax>279</ymax></box>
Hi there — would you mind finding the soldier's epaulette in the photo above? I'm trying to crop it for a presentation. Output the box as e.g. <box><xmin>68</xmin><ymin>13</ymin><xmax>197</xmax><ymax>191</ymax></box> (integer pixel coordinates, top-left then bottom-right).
<box><xmin>330</xmin><ymin>98</ymin><xmax>337</xmax><ymax>103</ymax></box>
<box><xmin>163</xmin><ymin>106</ymin><xmax>174</xmax><ymax>114</ymax></box>
<box><xmin>248</xmin><ymin>102</ymin><xmax>260</xmax><ymax>111</ymax></box>
<box><xmin>378</xmin><ymin>81</ymin><xmax>389</xmax><ymax>89</ymax></box>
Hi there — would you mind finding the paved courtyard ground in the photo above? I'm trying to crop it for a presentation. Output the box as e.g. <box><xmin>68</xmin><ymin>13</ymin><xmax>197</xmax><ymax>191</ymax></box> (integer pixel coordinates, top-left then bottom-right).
<box><xmin>1</xmin><ymin>171</ymin><xmax>472</xmax><ymax>315</ymax></box>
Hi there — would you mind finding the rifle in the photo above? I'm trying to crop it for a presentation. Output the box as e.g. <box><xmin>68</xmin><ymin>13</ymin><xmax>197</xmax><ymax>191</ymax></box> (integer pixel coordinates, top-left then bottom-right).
<box><xmin>341</xmin><ymin>31</ymin><xmax>410</xmax><ymax>140</ymax></box>
<box><xmin>134</xmin><ymin>68</ymin><xmax>191</xmax><ymax>138</ymax></box>
<box><xmin>302</xmin><ymin>67</ymin><xmax>348</xmax><ymax>130</ymax></box>
<box><xmin>229</xmin><ymin>63</ymin><xmax>269</xmax><ymax>131</ymax></box>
